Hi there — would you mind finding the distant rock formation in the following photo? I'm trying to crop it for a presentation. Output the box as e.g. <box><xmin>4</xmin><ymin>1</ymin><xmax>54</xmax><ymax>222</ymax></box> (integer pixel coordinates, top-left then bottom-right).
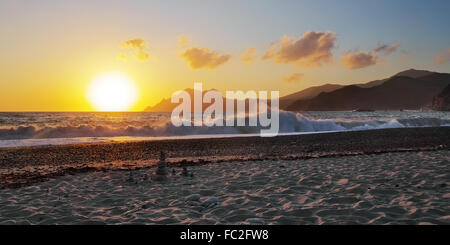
<box><xmin>428</xmin><ymin>84</ymin><xmax>450</xmax><ymax>111</ymax></box>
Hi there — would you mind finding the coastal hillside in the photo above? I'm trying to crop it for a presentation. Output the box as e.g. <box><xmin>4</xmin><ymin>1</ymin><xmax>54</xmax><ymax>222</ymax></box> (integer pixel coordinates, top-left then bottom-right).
<box><xmin>279</xmin><ymin>69</ymin><xmax>438</xmax><ymax>109</ymax></box>
<box><xmin>280</xmin><ymin>69</ymin><xmax>433</xmax><ymax>108</ymax></box>
<box><xmin>286</xmin><ymin>73</ymin><xmax>450</xmax><ymax>111</ymax></box>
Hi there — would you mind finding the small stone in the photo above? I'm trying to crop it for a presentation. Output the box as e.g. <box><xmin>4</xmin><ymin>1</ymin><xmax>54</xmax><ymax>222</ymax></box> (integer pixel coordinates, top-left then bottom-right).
<box><xmin>201</xmin><ymin>197</ymin><xmax>219</xmax><ymax>208</ymax></box>
<box><xmin>336</xmin><ymin>179</ymin><xmax>349</xmax><ymax>185</ymax></box>
<box><xmin>185</xmin><ymin>193</ymin><xmax>201</xmax><ymax>202</ymax></box>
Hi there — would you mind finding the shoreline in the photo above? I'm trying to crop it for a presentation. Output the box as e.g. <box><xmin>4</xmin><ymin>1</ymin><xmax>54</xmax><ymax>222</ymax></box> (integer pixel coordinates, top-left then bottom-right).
<box><xmin>0</xmin><ymin>127</ymin><xmax>449</xmax><ymax>190</ymax></box>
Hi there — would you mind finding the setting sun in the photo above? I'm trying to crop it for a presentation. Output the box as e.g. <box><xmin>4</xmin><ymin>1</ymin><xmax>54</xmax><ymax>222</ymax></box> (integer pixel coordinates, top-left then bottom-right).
<box><xmin>87</xmin><ymin>72</ymin><xmax>139</xmax><ymax>111</ymax></box>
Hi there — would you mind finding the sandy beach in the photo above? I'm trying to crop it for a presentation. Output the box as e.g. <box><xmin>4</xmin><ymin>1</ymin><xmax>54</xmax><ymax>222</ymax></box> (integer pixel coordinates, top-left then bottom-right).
<box><xmin>0</xmin><ymin>127</ymin><xmax>449</xmax><ymax>225</ymax></box>
<box><xmin>0</xmin><ymin>150</ymin><xmax>448</xmax><ymax>225</ymax></box>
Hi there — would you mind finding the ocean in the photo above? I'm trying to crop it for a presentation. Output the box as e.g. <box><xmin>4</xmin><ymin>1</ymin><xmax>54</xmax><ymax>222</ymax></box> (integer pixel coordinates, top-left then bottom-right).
<box><xmin>0</xmin><ymin>110</ymin><xmax>449</xmax><ymax>148</ymax></box>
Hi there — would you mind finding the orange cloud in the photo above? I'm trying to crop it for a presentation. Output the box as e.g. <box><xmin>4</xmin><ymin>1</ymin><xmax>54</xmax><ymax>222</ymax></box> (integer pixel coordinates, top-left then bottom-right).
<box><xmin>262</xmin><ymin>31</ymin><xmax>336</xmax><ymax>67</ymax></box>
<box><xmin>342</xmin><ymin>51</ymin><xmax>378</xmax><ymax>69</ymax></box>
<box><xmin>282</xmin><ymin>73</ymin><xmax>304</xmax><ymax>84</ymax></box>
<box><xmin>434</xmin><ymin>48</ymin><xmax>450</xmax><ymax>64</ymax></box>
<box><xmin>180</xmin><ymin>47</ymin><xmax>231</xmax><ymax>69</ymax></box>
<box><xmin>341</xmin><ymin>43</ymin><xmax>399</xmax><ymax>69</ymax></box>
<box><xmin>241</xmin><ymin>48</ymin><xmax>258</xmax><ymax>64</ymax></box>
<box><xmin>119</xmin><ymin>38</ymin><xmax>149</xmax><ymax>61</ymax></box>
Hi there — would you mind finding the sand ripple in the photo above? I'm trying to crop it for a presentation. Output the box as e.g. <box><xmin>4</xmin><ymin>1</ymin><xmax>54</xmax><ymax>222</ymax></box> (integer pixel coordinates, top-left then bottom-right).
<box><xmin>0</xmin><ymin>150</ymin><xmax>449</xmax><ymax>225</ymax></box>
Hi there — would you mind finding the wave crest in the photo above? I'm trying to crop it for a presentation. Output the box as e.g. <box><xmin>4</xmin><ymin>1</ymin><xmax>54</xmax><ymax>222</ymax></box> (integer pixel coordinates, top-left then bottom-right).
<box><xmin>0</xmin><ymin>111</ymin><xmax>449</xmax><ymax>140</ymax></box>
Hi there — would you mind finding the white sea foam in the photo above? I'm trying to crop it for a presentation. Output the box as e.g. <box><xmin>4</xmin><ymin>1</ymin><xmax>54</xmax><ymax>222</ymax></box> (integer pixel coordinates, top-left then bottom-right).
<box><xmin>0</xmin><ymin>111</ymin><xmax>448</xmax><ymax>147</ymax></box>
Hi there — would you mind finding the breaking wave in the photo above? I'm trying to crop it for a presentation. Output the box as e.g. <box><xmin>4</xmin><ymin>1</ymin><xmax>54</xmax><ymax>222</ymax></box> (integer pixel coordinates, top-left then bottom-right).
<box><xmin>0</xmin><ymin>111</ymin><xmax>449</xmax><ymax>140</ymax></box>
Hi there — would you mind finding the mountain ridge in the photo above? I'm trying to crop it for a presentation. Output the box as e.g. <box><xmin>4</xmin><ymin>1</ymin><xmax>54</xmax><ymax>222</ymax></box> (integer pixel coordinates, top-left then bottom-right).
<box><xmin>144</xmin><ymin>69</ymin><xmax>449</xmax><ymax>112</ymax></box>
<box><xmin>286</xmin><ymin>72</ymin><xmax>450</xmax><ymax>111</ymax></box>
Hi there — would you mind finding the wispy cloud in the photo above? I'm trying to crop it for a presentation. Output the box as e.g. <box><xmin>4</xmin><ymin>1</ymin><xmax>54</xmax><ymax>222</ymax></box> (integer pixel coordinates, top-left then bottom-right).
<box><xmin>262</xmin><ymin>31</ymin><xmax>336</xmax><ymax>67</ymax></box>
<box><xmin>400</xmin><ymin>50</ymin><xmax>409</xmax><ymax>66</ymax></box>
<box><xmin>119</xmin><ymin>38</ymin><xmax>149</xmax><ymax>61</ymax></box>
<box><xmin>177</xmin><ymin>34</ymin><xmax>192</xmax><ymax>47</ymax></box>
<box><xmin>241</xmin><ymin>48</ymin><xmax>258</xmax><ymax>64</ymax></box>
<box><xmin>434</xmin><ymin>47</ymin><xmax>450</xmax><ymax>64</ymax></box>
<box><xmin>374</xmin><ymin>43</ymin><xmax>400</xmax><ymax>55</ymax></box>
<box><xmin>282</xmin><ymin>73</ymin><xmax>304</xmax><ymax>84</ymax></box>
<box><xmin>180</xmin><ymin>47</ymin><xmax>231</xmax><ymax>69</ymax></box>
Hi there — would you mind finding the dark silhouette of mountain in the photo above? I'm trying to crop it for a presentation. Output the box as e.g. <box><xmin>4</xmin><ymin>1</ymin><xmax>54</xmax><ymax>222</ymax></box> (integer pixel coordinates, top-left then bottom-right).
<box><xmin>394</xmin><ymin>68</ymin><xmax>435</xmax><ymax>78</ymax></box>
<box><xmin>354</xmin><ymin>69</ymin><xmax>433</xmax><ymax>88</ymax></box>
<box><xmin>427</xmin><ymin>84</ymin><xmax>450</xmax><ymax>111</ymax></box>
<box><xmin>355</xmin><ymin>79</ymin><xmax>387</xmax><ymax>88</ymax></box>
<box><xmin>279</xmin><ymin>84</ymin><xmax>343</xmax><ymax>109</ymax></box>
<box><xmin>286</xmin><ymin>72</ymin><xmax>450</xmax><ymax>111</ymax></box>
<box><xmin>279</xmin><ymin>69</ymin><xmax>433</xmax><ymax>109</ymax></box>
<box><xmin>353</xmin><ymin>69</ymin><xmax>434</xmax><ymax>89</ymax></box>
<box><xmin>145</xmin><ymin>69</ymin><xmax>448</xmax><ymax>112</ymax></box>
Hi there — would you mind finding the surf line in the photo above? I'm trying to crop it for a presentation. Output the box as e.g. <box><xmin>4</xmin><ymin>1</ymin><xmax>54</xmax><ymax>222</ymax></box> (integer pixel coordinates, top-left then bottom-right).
<box><xmin>170</xmin><ymin>82</ymin><xmax>280</xmax><ymax>136</ymax></box>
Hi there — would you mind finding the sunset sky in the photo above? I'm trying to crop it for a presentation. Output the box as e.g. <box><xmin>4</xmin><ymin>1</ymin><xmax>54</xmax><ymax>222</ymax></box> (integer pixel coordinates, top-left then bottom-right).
<box><xmin>1</xmin><ymin>0</ymin><xmax>450</xmax><ymax>111</ymax></box>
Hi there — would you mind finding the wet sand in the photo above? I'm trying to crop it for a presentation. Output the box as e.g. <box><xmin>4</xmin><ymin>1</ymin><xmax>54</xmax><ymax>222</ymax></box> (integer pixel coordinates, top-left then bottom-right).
<box><xmin>0</xmin><ymin>127</ymin><xmax>449</xmax><ymax>189</ymax></box>
<box><xmin>0</xmin><ymin>150</ymin><xmax>448</xmax><ymax>225</ymax></box>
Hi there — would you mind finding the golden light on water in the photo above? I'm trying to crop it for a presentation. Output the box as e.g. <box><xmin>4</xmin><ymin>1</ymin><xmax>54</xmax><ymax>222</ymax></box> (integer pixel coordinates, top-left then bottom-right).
<box><xmin>87</xmin><ymin>72</ymin><xmax>139</xmax><ymax>111</ymax></box>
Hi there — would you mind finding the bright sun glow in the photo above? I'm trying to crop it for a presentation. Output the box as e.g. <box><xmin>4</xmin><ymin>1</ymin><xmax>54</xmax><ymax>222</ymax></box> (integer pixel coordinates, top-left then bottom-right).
<box><xmin>87</xmin><ymin>72</ymin><xmax>139</xmax><ymax>111</ymax></box>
